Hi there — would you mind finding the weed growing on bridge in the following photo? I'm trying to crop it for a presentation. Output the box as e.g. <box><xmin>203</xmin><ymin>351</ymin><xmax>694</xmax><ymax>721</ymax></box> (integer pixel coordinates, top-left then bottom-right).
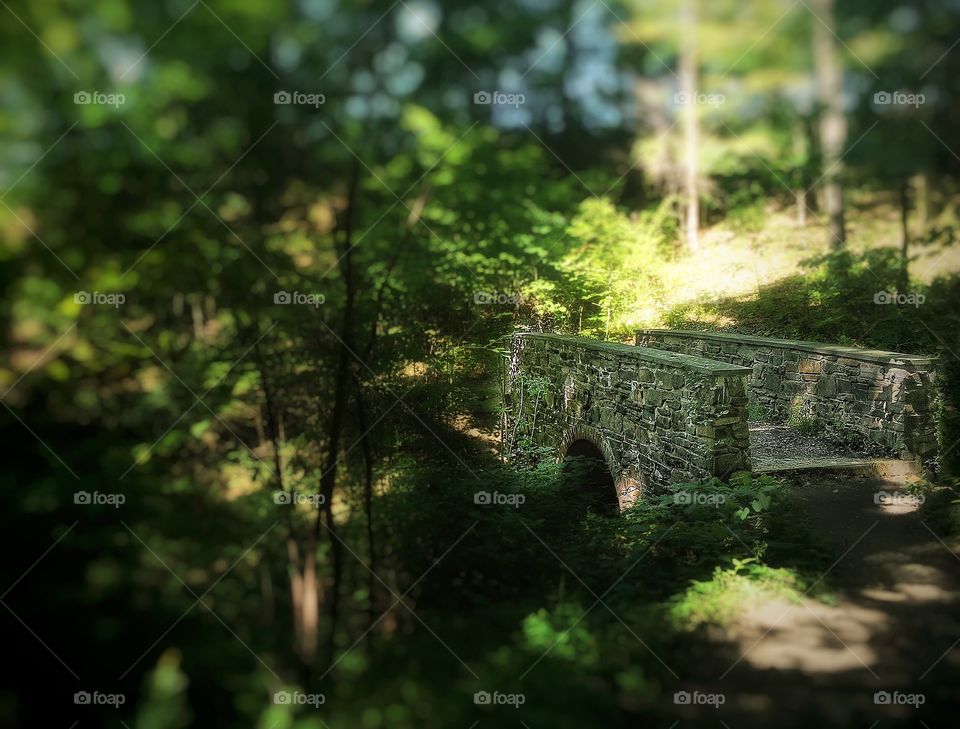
<box><xmin>747</xmin><ymin>402</ymin><xmax>778</xmax><ymax>423</ymax></box>
<box><xmin>787</xmin><ymin>399</ymin><xmax>822</xmax><ymax>436</ymax></box>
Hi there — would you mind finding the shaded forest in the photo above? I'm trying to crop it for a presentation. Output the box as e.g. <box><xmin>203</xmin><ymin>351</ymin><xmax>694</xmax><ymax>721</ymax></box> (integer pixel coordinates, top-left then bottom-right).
<box><xmin>1</xmin><ymin>0</ymin><xmax>959</xmax><ymax>727</ymax></box>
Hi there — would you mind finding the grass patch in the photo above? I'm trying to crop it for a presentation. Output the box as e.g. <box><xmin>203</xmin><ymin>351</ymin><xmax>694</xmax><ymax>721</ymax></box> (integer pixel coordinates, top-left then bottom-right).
<box><xmin>669</xmin><ymin>558</ymin><xmax>810</xmax><ymax>629</ymax></box>
<box><xmin>747</xmin><ymin>402</ymin><xmax>778</xmax><ymax>423</ymax></box>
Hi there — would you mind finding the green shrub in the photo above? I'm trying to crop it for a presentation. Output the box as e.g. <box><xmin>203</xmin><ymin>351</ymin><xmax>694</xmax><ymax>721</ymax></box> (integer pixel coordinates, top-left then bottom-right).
<box><xmin>787</xmin><ymin>398</ymin><xmax>821</xmax><ymax>435</ymax></box>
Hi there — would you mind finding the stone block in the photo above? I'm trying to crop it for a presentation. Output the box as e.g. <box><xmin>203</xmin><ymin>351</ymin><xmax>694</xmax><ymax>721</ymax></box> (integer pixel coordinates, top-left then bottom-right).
<box><xmin>815</xmin><ymin>375</ymin><xmax>837</xmax><ymax>398</ymax></box>
<box><xmin>636</xmin><ymin>368</ymin><xmax>654</xmax><ymax>383</ymax></box>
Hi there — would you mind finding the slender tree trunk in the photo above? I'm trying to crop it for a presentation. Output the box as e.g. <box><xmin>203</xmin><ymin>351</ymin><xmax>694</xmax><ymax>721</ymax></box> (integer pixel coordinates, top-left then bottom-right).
<box><xmin>811</xmin><ymin>0</ymin><xmax>847</xmax><ymax>247</ymax></box>
<box><xmin>679</xmin><ymin>0</ymin><xmax>699</xmax><ymax>251</ymax></box>
<box><xmin>604</xmin><ymin>295</ymin><xmax>611</xmax><ymax>339</ymax></box>
<box><xmin>255</xmin><ymin>343</ymin><xmax>321</xmax><ymax>673</ymax></box>
<box><xmin>190</xmin><ymin>296</ymin><xmax>204</xmax><ymax>340</ymax></box>
<box><xmin>792</xmin><ymin>121</ymin><xmax>808</xmax><ymax>226</ymax></box>
<box><xmin>898</xmin><ymin>181</ymin><xmax>910</xmax><ymax>291</ymax></box>
<box><xmin>353</xmin><ymin>377</ymin><xmax>378</xmax><ymax>631</ymax></box>
<box><xmin>913</xmin><ymin>171</ymin><xmax>930</xmax><ymax>232</ymax></box>
<box><xmin>530</xmin><ymin>389</ymin><xmax>542</xmax><ymax>441</ymax></box>
<box><xmin>510</xmin><ymin>379</ymin><xmax>525</xmax><ymax>456</ymax></box>
<box><xmin>804</xmin><ymin>115</ymin><xmax>820</xmax><ymax>216</ymax></box>
<box><xmin>314</xmin><ymin>155</ymin><xmax>363</xmax><ymax>668</ymax></box>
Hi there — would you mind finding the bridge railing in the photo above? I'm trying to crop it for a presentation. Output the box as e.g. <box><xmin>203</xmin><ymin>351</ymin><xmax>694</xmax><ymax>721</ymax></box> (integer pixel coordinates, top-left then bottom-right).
<box><xmin>506</xmin><ymin>333</ymin><xmax>753</xmax><ymax>505</ymax></box>
<box><xmin>637</xmin><ymin>329</ymin><xmax>938</xmax><ymax>464</ymax></box>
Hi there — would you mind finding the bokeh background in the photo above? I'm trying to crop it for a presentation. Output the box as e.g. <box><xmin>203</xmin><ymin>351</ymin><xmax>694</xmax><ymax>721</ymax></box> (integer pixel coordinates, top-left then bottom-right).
<box><xmin>2</xmin><ymin>0</ymin><xmax>960</xmax><ymax>726</ymax></box>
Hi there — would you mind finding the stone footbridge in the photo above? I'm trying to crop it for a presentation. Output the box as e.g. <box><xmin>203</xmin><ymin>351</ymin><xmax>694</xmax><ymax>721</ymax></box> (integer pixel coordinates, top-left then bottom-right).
<box><xmin>503</xmin><ymin>331</ymin><xmax>938</xmax><ymax>510</ymax></box>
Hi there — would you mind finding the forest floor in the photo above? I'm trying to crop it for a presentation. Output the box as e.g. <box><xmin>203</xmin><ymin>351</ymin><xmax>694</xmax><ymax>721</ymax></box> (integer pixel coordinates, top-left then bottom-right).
<box><xmin>448</xmin><ymin>393</ymin><xmax>960</xmax><ymax>726</ymax></box>
<box><xmin>673</xmin><ymin>470</ymin><xmax>960</xmax><ymax>727</ymax></box>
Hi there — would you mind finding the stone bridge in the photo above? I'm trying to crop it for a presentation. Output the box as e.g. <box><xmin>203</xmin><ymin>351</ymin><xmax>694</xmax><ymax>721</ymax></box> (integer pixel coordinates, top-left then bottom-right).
<box><xmin>637</xmin><ymin>329</ymin><xmax>938</xmax><ymax>464</ymax></box>
<box><xmin>504</xmin><ymin>333</ymin><xmax>753</xmax><ymax>509</ymax></box>
<box><xmin>504</xmin><ymin>331</ymin><xmax>938</xmax><ymax>510</ymax></box>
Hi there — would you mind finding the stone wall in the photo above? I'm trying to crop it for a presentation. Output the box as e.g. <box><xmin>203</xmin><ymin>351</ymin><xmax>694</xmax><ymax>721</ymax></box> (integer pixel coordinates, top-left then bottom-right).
<box><xmin>637</xmin><ymin>329</ymin><xmax>938</xmax><ymax>463</ymax></box>
<box><xmin>506</xmin><ymin>333</ymin><xmax>753</xmax><ymax>507</ymax></box>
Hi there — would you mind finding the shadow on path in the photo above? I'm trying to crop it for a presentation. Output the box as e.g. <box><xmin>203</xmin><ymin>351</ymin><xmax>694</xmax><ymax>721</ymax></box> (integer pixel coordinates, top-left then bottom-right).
<box><xmin>666</xmin><ymin>471</ymin><xmax>960</xmax><ymax>727</ymax></box>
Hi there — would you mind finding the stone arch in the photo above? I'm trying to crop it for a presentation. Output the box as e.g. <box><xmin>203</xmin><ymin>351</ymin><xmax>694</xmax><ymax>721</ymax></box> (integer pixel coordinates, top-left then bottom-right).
<box><xmin>557</xmin><ymin>425</ymin><xmax>643</xmax><ymax>511</ymax></box>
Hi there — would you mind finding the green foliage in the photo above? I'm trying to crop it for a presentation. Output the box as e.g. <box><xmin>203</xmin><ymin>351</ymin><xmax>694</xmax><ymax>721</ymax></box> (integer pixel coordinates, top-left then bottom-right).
<box><xmin>747</xmin><ymin>402</ymin><xmax>777</xmax><ymax>423</ymax></box>
<box><xmin>134</xmin><ymin>651</ymin><xmax>193</xmax><ymax>729</ymax></box>
<box><xmin>669</xmin><ymin>559</ymin><xmax>807</xmax><ymax>630</ymax></box>
<box><xmin>919</xmin><ymin>482</ymin><xmax>960</xmax><ymax>540</ymax></box>
<box><xmin>787</xmin><ymin>398</ymin><xmax>822</xmax><ymax>436</ymax></box>
<box><xmin>2</xmin><ymin>0</ymin><xmax>958</xmax><ymax>726</ymax></box>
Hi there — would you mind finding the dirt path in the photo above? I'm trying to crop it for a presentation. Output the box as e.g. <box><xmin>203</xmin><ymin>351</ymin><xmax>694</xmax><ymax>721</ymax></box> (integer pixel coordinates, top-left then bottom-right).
<box><xmin>673</xmin><ymin>471</ymin><xmax>960</xmax><ymax>727</ymax></box>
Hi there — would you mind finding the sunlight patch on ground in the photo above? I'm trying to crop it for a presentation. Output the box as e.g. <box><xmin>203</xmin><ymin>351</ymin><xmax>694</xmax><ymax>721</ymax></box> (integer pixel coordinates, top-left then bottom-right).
<box><xmin>621</xmin><ymin>199</ymin><xmax>959</xmax><ymax>330</ymax></box>
<box><xmin>669</xmin><ymin>561</ymin><xmax>812</xmax><ymax>631</ymax></box>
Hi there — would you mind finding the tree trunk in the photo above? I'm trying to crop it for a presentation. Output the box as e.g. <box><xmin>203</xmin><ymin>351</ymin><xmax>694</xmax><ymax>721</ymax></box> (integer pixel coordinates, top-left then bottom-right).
<box><xmin>255</xmin><ymin>342</ymin><xmax>322</xmax><ymax>672</ymax></box>
<box><xmin>913</xmin><ymin>171</ymin><xmax>931</xmax><ymax>232</ymax></box>
<box><xmin>352</xmin><ymin>376</ymin><xmax>378</xmax><ymax>631</ymax></box>
<box><xmin>314</xmin><ymin>154</ymin><xmax>363</xmax><ymax>668</ymax></box>
<box><xmin>898</xmin><ymin>181</ymin><xmax>910</xmax><ymax>291</ymax></box>
<box><xmin>793</xmin><ymin>120</ymin><xmax>809</xmax><ymax>226</ymax></box>
<box><xmin>811</xmin><ymin>0</ymin><xmax>847</xmax><ymax>248</ymax></box>
<box><xmin>679</xmin><ymin>0</ymin><xmax>699</xmax><ymax>251</ymax></box>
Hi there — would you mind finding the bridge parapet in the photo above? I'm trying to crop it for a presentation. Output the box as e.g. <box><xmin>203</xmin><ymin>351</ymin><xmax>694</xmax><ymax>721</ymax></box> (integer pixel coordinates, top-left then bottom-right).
<box><xmin>637</xmin><ymin>329</ymin><xmax>938</xmax><ymax>464</ymax></box>
<box><xmin>505</xmin><ymin>333</ymin><xmax>752</xmax><ymax>508</ymax></box>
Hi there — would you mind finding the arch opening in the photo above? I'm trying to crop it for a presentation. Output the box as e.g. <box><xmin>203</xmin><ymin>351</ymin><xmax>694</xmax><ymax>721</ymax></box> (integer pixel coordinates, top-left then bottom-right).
<box><xmin>561</xmin><ymin>439</ymin><xmax>620</xmax><ymax>513</ymax></box>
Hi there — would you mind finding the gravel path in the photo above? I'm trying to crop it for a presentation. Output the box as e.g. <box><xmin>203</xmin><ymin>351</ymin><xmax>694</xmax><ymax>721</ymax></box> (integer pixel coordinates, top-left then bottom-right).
<box><xmin>750</xmin><ymin>423</ymin><xmax>876</xmax><ymax>472</ymax></box>
<box><xmin>670</xmin><ymin>473</ymin><xmax>960</xmax><ymax>727</ymax></box>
